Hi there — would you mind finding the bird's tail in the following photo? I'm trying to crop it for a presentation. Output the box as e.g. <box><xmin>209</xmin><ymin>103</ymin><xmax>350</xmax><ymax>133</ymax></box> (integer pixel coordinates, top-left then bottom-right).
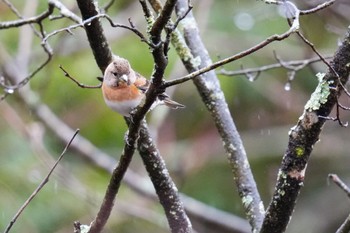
<box><xmin>158</xmin><ymin>93</ymin><xmax>185</xmax><ymax>109</ymax></box>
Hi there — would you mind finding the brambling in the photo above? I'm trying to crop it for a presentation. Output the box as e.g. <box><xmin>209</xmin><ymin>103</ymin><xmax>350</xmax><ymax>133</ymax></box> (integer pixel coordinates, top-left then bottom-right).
<box><xmin>101</xmin><ymin>56</ymin><xmax>185</xmax><ymax>117</ymax></box>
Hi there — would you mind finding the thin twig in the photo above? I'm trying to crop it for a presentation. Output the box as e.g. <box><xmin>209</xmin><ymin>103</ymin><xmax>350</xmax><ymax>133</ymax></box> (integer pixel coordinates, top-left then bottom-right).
<box><xmin>139</xmin><ymin>0</ymin><xmax>153</xmax><ymax>19</ymax></box>
<box><xmin>336</xmin><ymin>213</ymin><xmax>350</xmax><ymax>233</ymax></box>
<box><xmin>59</xmin><ymin>65</ymin><xmax>102</xmax><ymax>89</ymax></box>
<box><xmin>296</xmin><ymin>30</ymin><xmax>339</xmax><ymax>78</ymax></box>
<box><xmin>48</xmin><ymin>0</ymin><xmax>81</xmax><ymax>23</ymax></box>
<box><xmin>1</xmin><ymin>0</ymin><xmax>42</xmax><ymax>37</ymax></box>
<box><xmin>0</xmin><ymin>1</ymin><xmax>54</xmax><ymax>96</ymax></box>
<box><xmin>329</xmin><ymin>174</ymin><xmax>350</xmax><ymax>233</ymax></box>
<box><xmin>328</xmin><ymin>174</ymin><xmax>350</xmax><ymax>197</ymax></box>
<box><xmin>299</xmin><ymin>0</ymin><xmax>335</xmax><ymax>15</ymax></box>
<box><xmin>4</xmin><ymin>129</ymin><xmax>80</xmax><ymax>233</ymax></box>
<box><xmin>163</xmin><ymin>0</ymin><xmax>193</xmax><ymax>55</ymax></box>
<box><xmin>0</xmin><ymin>3</ymin><xmax>54</xmax><ymax>29</ymax></box>
<box><xmin>101</xmin><ymin>0</ymin><xmax>116</xmax><ymax>13</ymax></box>
<box><xmin>0</xmin><ymin>52</ymin><xmax>52</xmax><ymax>97</ymax></box>
<box><xmin>219</xmin><ymin>56</ymin><xmax>332</xmax><ymax>77</ymax></box>
<box><xmin>163</xmin><ymin>21</ymin><xmax>299</xmax><ymax>88</ymax></box>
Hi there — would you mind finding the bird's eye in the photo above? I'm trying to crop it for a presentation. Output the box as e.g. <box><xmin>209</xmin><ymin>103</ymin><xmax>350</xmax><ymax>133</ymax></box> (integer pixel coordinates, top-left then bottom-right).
<box><xmin>111</xmin><ymin>72</ymin><xmax>118</xmax><ymax>77</ymax></box>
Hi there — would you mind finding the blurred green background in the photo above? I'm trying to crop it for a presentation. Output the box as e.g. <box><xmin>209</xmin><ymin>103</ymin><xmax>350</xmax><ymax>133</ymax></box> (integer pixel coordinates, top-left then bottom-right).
<box><xmin>1</xmin><ymin>0</ymin><xmax>350</xmax><ymax>232</ymax></box>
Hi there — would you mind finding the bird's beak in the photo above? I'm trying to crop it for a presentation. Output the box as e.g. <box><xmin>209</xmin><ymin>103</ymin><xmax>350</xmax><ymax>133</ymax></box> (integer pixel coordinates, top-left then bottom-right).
<box><xmin>120</xmin><ymin>74</ymin><xmax>128</xmax><ymax>83</ymax></box>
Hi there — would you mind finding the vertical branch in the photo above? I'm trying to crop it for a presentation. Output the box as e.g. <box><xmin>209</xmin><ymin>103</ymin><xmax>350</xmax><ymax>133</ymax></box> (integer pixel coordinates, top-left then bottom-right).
<box><xmin>139</xmin><ymin>1</ymin><xmax>193</xmax><ymax>232</ymax></box>
<box><xmin>76</xmin><ymin>1</ymin><xmax>191</xmax><ymax>232</ymax></box>
<box><xmin>148</xmin><ymin>0</ymin><xmax>178</xmax><ymax>86</ymax></box>
<box><xmin>138</xmin><ymin>121</ymin><xmax>192</xmax><ymax>233</ymax></box>
<box><xmin>173</xmin><ymin>0</ymin><xmax>264</xmax><ymax>231</ymax></box>
<box><xmin>260</xmin><ymin>27</ymin><xmax>350</xmax><ymax>233</ymax></box>
<box><xmin>76</xmin><ymin>0</ymin><xmax>112</xmax><ymax>72</ymax></box>
<box><xmin>88</xmin><ymin>121</ymin><xmax>140</xmax><ymax>233</ymax></box>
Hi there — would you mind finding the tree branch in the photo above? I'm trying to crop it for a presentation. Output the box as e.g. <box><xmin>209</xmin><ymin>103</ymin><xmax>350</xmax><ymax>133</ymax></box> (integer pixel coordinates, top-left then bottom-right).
<box><xmin>4</xmin><ymin>129</ymin><xmax>79</xmax><ymax>233</ymax></box>
<box><xmin>138</xmin><ymin>121</ymin><xmax>192</xmax><ymax>233</ymax></box>
<box><xmin>76</xmin><ymin>0</ymin><xmax>113</xmax><ymax>72</ymax></box>
<box><xmin>218</xmin><ymin>56</ymin><xmax>332</xmax><ymax>79</ymax></box>
<box><xmin>174</xmin><ymin>0</ymin><xmax>265</xmax><ymax>231</ymax></box>
<box><xmin>75</xmin><ymin>1</ymin><xmax>191</xmax><ymax>232</ymax></box>
<box><xmin>260</xmin><ymin>26</ymin><xmax>350</xmax><ymax>233</ymax></box>
<box><xmin>0</xmin><ymin>2</ymin><xmax>54</xmax><ymax>29</ymax></box>
<box><xmin>162</xmin><ymin>22</ymin><xmax>298</xmax><ymax>88</ymax></box>
<box><xmin>328</xmin><ymin>174</ymin><xmax>350</xmax><ymax>198</ymax></box>
<box><xmin>88</xmin><ymin>121</ymin><xmax>140</xmax><ymax>233</ymax></box>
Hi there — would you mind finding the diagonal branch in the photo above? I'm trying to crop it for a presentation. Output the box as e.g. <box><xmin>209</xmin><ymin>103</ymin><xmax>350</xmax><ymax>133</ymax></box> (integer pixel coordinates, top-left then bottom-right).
<box><xmin>0</xmin><ymin>2</ymin><xmax>54</xmax><ymax>29</ymax></box>
<box><xmin>218</xmin><ymin>56</ymin><xmax>332</xmax><ymax>78</ymax></box>
<box><xmin>162</xmin><ymin>22</ymin><xmax>298</xmax><ymax>88</ymax></box>
<box><xmin>88</xmin><ymin>119</ymin><xmax>141</xmax><ymax>233</ymax></box>
<box><xmin>75</xmin><ymin>1</ymin><xmax>191</xmax><ymax>232</ymax></box>
<box><xmin>138</xmin><ymin>121</ymin><xmax>192</xmax><ymax>233</ymax></box>
<box><xmin>173</xmin><ymin>0</ymin><xmax>265</xmax><ymax>231</ymax></box>
<box><xmin>4</xmin><ymin>129</ymin><xmax>79</xmax><ymax>233</ymax></box>
<box><xmin>260</xmin><ymin>26</ymin><xmax>350</xmax><ymax>233</ymax></box>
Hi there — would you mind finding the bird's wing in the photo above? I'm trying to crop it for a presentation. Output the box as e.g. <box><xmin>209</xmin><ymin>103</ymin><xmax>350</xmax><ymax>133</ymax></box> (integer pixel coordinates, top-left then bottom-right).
<box><xmin>134</xmin><ymin>72</ymin><xmax>149</xmax><ymax>93</ymax></box>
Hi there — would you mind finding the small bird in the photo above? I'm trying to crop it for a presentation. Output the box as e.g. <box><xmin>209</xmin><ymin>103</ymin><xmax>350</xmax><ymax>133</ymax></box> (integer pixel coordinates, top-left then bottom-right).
<box><xmin>101</xmin><ymin>56</ymin><xmax>185</xmax><ymax>117</ymax></box>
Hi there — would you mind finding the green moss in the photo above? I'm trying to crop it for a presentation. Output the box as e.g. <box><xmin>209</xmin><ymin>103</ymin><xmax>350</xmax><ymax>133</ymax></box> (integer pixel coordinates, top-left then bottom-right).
<box><xmin>170</xmin><ymin>30</ymin><xmax>201</xmax><ymax>67</ymax></box>
<box><xmin>304</xmin><ymin>73</ymin><xmax>332</xmax><ymax>111</ymax></box>
<box><xmin>146</xmin><ymin>15</ymin><xmax>155</xmax><ymax>35</ymax></box>
<box><xmin>295</xmin><ymin>147</ymin><xmax>304</xmax><ymax>157</ymax></box>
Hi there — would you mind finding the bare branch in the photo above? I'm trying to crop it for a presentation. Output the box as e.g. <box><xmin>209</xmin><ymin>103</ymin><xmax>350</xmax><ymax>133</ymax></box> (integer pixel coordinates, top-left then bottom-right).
<box><xmin>174</xmin><ymin>0</ymin><xmax>266</xmax><ymax>231</ymax></box>
<box><xmin>299</xmin><ymin>0</ymin><xmax>335</xmax><ymax>15</ymax></box>
<box><xmin>320</xmin><ymin>98</ymin><xmax>348</xmax><ymax>127</ymax></box>
<box><xmin>74</xmin><ymin>1</ymin><xmax>191</xmax><ymax>232</ymax></box>
<box><xmin>101</xmin><ymin>0</ymin><xmax>116</xmax><ymax>13</ymax></box>
<box><xmin>88</xmin><ymin>120</ymin><xmax>139</xmax><ymax>233</ymax></box>
<box><xmin>260</xmin><ymin>26</ymin><xmax>350</xmax><ymax>233</ymax></box>
<box><xmin>163</xmin><ymin>18</ymin><xmax>299</xmax><ymax>88</ymax></box>
<box><xmin>261</xmin><ymin>0</ymin><xmax>335</xmax><ymax>15</ymax></box>
<box><xmin>0</xmin><ymin>3</ymin><xmax>54</xmax><ymax>29</ymax></box>
<box><xmin>219</xmin><ymin>56</ymin><xmax>331</xmax><ymax>77</ymax></box>
<box><xmin>163</xmin><ymin>1</ymin><xmax>193</xmax><ymax>55</ymax></box>
<box><xmin>59</xmin><ymin>65</ymin><xmax>102</xmax><ymax>89</ymax></box>
<box><xmin>0</xmin><ymin>1</ymin><xmax>54</xmax><ymax>97</ymax></box>
<box><xmin>328</xmin><ymin>174</ymin><xmax>350</xmax><ymax>197</ymax></box>
<box><xmin>4</xmin><ymin>129</ymin><xmax>79</xmax><ymax>233</ymax></box>
<box><xmin>139</xmin><ymin>0</ymin><xmax>153</xmax><ymax>19</ymax></box>
<box><xmin>1</xmin><ymin>52</ymin><xmax>52</xmax><ymax>98</ymax></box>
<box><xmin>76</xmin><ymin>0</ymin><xmax>113</xmax><ymax>72</ymax></box>
<box><xmin>164</xmin><ymin>0</ymin><xmax>335</xmax><ymax>89</ymax></box>
<box><xmin>295</xmin><ymin>28</ymin><xmax>339</xmax><ymax>78</ymax></box>
<box><xmin>336</xmin><ymin>214</ymin><xmax>350</xmax><ymax>233</ymax></box>
<box><xmin>328</xmin><ymin>174</ymin><xmax>350</xmax><ymax>233</ymax></box>
<box><xmin>49</xmin><ymin>0</ymin><xmax>82</xmax><ymax>23</ymax></box>
<box><xmin>138</xmin><ymin>121</ymin><xmax>192</xmax><ymax>233</ymax></box>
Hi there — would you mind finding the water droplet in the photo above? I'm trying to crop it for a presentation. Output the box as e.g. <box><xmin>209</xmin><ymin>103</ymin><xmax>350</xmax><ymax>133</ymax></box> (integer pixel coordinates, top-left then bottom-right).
<box><xmin>284</xmin><ymin>82</ymin><xmax>291</xmax><ymax>91</ymax></box>
<box><xmin>233</xmin><ymin>12</ymin><xmax>255</xmax><ymax>31</ymax></box>
<box><xmin>5</xmin><ymin>88</ymin><xmax>14</xmax><ymax>94</ymax></box>
<box><xmin>248</xmin><ymin>76</ymin><xmax>255</xmax><ymax>82</ymax></box>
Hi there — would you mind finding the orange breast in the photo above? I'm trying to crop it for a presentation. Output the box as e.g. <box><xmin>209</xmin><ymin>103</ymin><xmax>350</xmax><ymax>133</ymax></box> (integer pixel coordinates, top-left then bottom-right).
<box><xmin>102</xmin><ymin>83</ymin><xmax>142</xmax><ymax>102</ymax></box>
